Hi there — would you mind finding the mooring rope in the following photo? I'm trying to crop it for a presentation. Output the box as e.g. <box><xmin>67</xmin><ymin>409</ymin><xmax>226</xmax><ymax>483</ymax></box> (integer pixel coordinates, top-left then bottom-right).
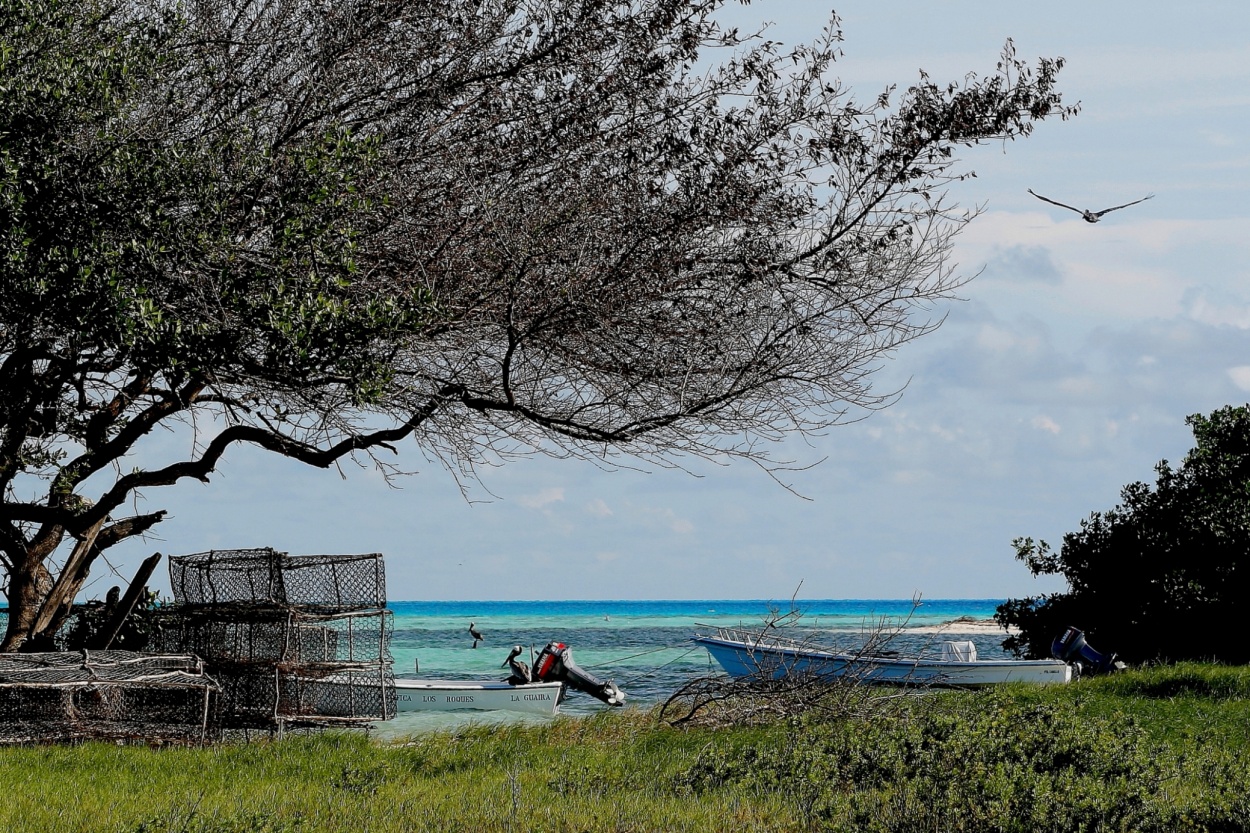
<box><xmin>589</xmin><ymin>643</ymin><xmax>684</xmax><ymax>667</ymax></box>
<box><xmin>617</xmin><ymin>646</ymin><xmax>701</xmax><ymax>686</ymax></box>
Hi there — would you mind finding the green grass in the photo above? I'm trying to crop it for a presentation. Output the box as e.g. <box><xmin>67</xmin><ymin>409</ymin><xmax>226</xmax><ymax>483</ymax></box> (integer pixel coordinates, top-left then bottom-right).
<box><xmin>2</xmin><ymin>664</ymin><xmax>1249</xmax><ymax>831</ymax></box>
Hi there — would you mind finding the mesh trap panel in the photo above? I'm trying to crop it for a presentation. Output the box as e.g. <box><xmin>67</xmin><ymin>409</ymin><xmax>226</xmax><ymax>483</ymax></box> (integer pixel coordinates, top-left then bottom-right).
<box><xmin>169</xmin><ymin>548</ymin><xmax>285</xmax><ymax>606</ymax></box>
<box><xmin>151</xmin><ymin>607</ymin><xmax>395</xmax><ymax>729</ymax></box>
<box><xmin>0</xmin><ymin>650</ymin><xmax>209</xmax><ymax>682</ymax></box>
<box><xmin>278</xmin><ymin>553</ymin><xmax>387</xmax><ymax>610</ymax></box>
<box><xmin>169</xmin><ymin>550</ymin><xmax>385</xmax><ymax>611</ymax></box>
<box><xmin>0</xmin><ymin>651</ymin><xmax>217</xmax><ymax>745</ymax></box>
<box><xmin>153</xmin><ymin>608</ymin><xmax>392</xmax><ymax>666</ymax></box>
<box><xmin>281</xmin><ymin>666</ymin><xmax>395</xmax><ymax>722</ymax></box>
<box><xmin>209</xmin><ymin>665</ymin><xmax>395</xmax><ymax>727</ymax></box>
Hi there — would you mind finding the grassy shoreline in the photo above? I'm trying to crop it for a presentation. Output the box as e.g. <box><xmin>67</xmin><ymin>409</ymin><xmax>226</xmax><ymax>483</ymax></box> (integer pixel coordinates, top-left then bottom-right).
<box><xmin>3</xmin><ymin>663</ymin><xmax>1249</xmax><ymax>832</ymax></box>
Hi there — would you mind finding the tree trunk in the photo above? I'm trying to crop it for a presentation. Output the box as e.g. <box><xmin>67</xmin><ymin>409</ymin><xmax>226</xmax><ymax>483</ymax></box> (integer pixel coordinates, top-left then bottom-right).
<box><xmin>1</xmin><ymin>523</ymin><xmax>100</xmax><ymax>652</ymax></box>
<box><xmin>0</xmin><ymin>557</ymin><xmax>52</xmax><ymax>651</ymax></box>
<box><xmin>31</xmin><ymin>520</ymin><xmax>105</xmax><ymax>645</ymax></box>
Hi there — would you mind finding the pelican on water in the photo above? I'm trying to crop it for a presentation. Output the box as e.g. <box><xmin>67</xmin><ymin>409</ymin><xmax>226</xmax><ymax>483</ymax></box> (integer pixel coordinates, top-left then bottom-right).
<box><xmin>468</xmin><ymin>622</ymin><xmax>484</xmax><ymax>648</ymax></box>
<box><xmin>1028</xmin><ymin>188</ymin><xmax>1154</xmax><ymax>223</ymax></box>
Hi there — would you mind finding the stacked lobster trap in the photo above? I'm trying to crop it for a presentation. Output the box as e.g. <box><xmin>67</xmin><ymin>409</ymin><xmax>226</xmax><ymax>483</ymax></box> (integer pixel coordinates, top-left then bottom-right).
<box><xmin>0</xmin><ymin>650</ymin><xmax>218</xmax><ymax>745</ymax></box>
<box><xmin>156</xmin><ymin>548</ymin><xmax>395</xmax><ymax>733</ymax></box>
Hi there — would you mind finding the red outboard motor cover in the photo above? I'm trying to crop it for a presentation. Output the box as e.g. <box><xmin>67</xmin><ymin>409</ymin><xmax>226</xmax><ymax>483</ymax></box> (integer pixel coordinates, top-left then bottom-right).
<box><xmin>533</xmin><ymin>641</ymin><xmax>567</xmax><ymax>681</ymax></box>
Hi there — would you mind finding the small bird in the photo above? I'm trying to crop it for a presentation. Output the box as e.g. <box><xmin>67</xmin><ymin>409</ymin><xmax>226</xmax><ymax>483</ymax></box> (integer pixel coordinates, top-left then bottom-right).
<box><xmin>468</xmin><ymin>622</ymin><xmax>484</xmax><ymax>648</ymax></box>
<box><xmin>501</xmin><ymin>645</ymin><xmax>532</xmax><ymax>684</ymax></box>
<box><xmin>1028</xmin><ymin>189</ymin><xmax>1154</xmax><ymax>223</ymax></box>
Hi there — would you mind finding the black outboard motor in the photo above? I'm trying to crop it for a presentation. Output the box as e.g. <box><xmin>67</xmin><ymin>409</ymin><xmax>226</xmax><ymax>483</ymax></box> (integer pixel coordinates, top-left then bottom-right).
<box><xmin>533</xmin><ymin>641</ymin><xmax>626</xmax><ymax>706</ymax></box>
<box><xmin>1051</xmin><ymin>626</ymin><xmax>1123</xmax><ymax>676</ymax></box>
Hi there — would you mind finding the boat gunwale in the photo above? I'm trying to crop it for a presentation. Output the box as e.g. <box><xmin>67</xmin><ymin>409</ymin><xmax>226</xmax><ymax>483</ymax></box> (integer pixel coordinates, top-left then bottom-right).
<box><xmin>393</xmin><ymin>679</ymin><xmax>564</xmax><ymax>691</ymax></box>
<box><xmin>691</xmin><ymin>633</ymin><xmax>1068</xmax><ymax>670</ymax></box>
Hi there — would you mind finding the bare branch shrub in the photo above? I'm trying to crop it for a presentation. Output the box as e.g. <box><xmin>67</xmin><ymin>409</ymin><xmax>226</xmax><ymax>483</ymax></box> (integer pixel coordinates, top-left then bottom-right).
<box><xmin>664</xmin><ymin>600</ymin><xmax>930</xmax><ymax>727</ymax></box>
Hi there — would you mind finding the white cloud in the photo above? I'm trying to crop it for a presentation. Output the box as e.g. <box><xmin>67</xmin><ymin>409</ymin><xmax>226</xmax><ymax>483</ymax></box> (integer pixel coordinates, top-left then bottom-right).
<box><xmin>984</xmin><ymin>244</ymin><xmax>1061</xmax><ymax>284</ymax></box>
<box><xmin>1201</xmin><ymin>130</ymin><xmax>1237</xmax><ymax>148</ymax></box>
<box><xmin>1227</xmin><ymin>367</ymin><xmax>1250</xmax><ymax>392</ymax></box>
<box><xmin>670</xmin><ymin>516</ymin><xmax>695</xmax><ymax>534</ymax></box>
<box><xmin>1050</xmin><ymin>44</ymin><xmax>1250</xmax><ymax>99</ymax></box>
<box><xmin>1182</xmin><ymin>154</ymin><xmax>1250</xmax><ymax>174</ymax></box>
<box><xmin>892</xmin><ymin>469</ymin><xmax>930</xmax><ymax>485</ymax></box>
<box><xmin>1031</xmin><ymin>415</ymin><xmax>1061</xmax><ymax>435</ymax></box>
<box><xmin>974</xmin><ymin>323</ymin><xmax>1029</xmax><ymax>353</ymax></box>
<box><xmin>654</xmin><ymin>508</ymin><xmax>694</xmax><ymax>534</ymax></box>
<box><xmin>1057</xmin><ymin>376</ymin><xmax>1100</xmax><ymax>398</ymax></box>
<box><xmin>960</xmin><ymin>214</ymin><xmax>1250</xmax><ymax>327</ymax></box>
<box><xmin>518</xmin><ymin>487</ymin><xmax>564</xmax><ymax>509</ymax></box>
<box><xmin>1186</xmin><ymin>289</ymin><xmax>1250</xmax><ymax>330</ymax></box>
<box><xmin>586</xmin><ymin>498</ymin><xmax>613</xmax><ymax>518</ymax></box>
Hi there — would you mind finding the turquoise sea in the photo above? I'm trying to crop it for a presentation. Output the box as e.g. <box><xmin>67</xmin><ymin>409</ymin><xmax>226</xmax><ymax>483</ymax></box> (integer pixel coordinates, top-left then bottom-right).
<box><xmin>382</xmin><ymin>598</ymin><xmax>1011</xmax><ymax>734</ymax></box>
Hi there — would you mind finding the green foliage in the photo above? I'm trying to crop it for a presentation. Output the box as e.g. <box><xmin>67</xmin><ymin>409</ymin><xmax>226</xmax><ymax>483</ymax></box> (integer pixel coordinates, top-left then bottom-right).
<box><xmin>1085</xmin><ymin>661</ymin><xmax>1250</xmax><ymax>701</ymax></box>
<box><xmin>133</xmin><ymin>809</ymin><xmax>309</xmax><ymax>833</ymax></box>
<box><xmin>0</xmin><ymin>0</ymin><xmax>424</xmax><ymax>396</ymax></box>
<box><xmin>331</xmin><ymin>762</ymin><xmax>390</xmax><ymax>796</ymax></box>
<box><xmin>998</xmin><ymin>405</ymin><xmax>1250</xmax><ymax>663</ymax></box>
<box><xmin>684</xmin><ymin>691</ymin><xmax>1162</xmax><ymax>831</ymax></box>
<box><xmin>59</xmin><ymin>588</ymin><xmax>163</xmax><ymax>650</ymax></box>
<box><xmin>3</xmin><ymin>668</ymin><xmax>1250</xmax><ymax>831</ymax></box>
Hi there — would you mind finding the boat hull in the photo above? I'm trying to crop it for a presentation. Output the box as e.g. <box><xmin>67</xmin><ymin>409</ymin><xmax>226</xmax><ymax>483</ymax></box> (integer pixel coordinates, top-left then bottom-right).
<box><xmin>694</xmin><ymin>635</ymin><xmax>1071</xmax><ymax>686</ymax></box>
<box><xmin>393</xmin><ymin>679</ymin><xmax>564</xmax><ymax>715</ymax></box>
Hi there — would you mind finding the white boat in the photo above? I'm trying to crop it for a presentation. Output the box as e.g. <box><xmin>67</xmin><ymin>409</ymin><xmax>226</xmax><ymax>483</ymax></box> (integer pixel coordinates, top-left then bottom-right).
<box><xmin>384</xmin><ymin>641</ymin><xmax>625</xmax><ymax>717</ymax></box>
<box><xmin>693</xmin><ymin>627</ymin><xmax>1072</xmax><ymax>687</ymax></box>
<box><xmin>393</xmin><ymin>678</ymin><xmax>564</xmax><ymax>715</ymax></box>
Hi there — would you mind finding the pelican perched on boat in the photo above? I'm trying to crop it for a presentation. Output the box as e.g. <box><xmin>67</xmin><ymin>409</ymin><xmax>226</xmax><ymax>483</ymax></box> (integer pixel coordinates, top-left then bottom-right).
<box><xmin>502</xmin><ymin>645</ymin><xmax>532</xmax><ymax>684</ymax></box>
<box><xmin>1028</xmin><ymin>189</ymin><xmax>1154</xmax><ymax>223</ymax></box>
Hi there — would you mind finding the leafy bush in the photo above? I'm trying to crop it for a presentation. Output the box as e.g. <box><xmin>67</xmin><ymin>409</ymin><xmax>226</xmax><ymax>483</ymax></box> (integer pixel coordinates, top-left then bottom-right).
<box><xmin>997</xmin><ymin>405</ymin><xmax>1250</xmax><ymax>663</ymax></box>
<box><xmin>60</xmin><ymin>589</ymin><xmax>163</xmax><ymax>651</ymax></box>
<box><xmin>681</xmin><ymin>688</ymin><xmax>1243</xmax><ymax>832</ymax></box>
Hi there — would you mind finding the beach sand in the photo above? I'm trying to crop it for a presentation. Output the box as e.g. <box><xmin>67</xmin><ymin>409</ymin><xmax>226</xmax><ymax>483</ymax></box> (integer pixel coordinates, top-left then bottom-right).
<box><xmin>907</xmin><ymin>617</ymin><xmax>1016</xmax><ymax>635</ymax></box>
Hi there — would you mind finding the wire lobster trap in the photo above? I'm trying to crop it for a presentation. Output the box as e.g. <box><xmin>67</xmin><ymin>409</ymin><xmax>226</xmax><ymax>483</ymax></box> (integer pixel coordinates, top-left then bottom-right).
<box><xmin>161</xmin><ymin>548</ymin><xmax>395</xmax><ymax>732</ymax></box>
<box><xmin>152</xmin><ymin>607</ymin><xmax>395</xmax><ymax>729</ymax></box>
<box><xmin>152</xmin><ymin>606</ymin><xmax>393</xmax><ymax>667</ymax></box>
<box><xmin>210</xmin><ymin>664</ymin><xmax>396</xmax><ymax>729</ymax></box>
<box><xmin>0</xmin><ymin>651</ymin><xmax>218</xmax><ymax>745</ymax></box>
<box><xmin>169</xmin><ymin>549</ymin><xmax>386</xmax><ymax>611</ymax></box>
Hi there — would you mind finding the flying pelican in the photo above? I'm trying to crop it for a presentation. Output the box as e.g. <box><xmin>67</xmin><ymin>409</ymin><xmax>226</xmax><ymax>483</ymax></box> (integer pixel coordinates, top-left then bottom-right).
<box><xmin>501</xmin><ymin>645</ymin><xmax>532</xmax><ymax>684</ymax></box>
<box><xmin>1028</xmin><ymin>189</ymin><xmax>1154</xmax><ymax>223</ymax></box>
<box><xmin>468</xmin><ymin>622</ymin><xmax>484</xmax><ymax>648</ymax></box>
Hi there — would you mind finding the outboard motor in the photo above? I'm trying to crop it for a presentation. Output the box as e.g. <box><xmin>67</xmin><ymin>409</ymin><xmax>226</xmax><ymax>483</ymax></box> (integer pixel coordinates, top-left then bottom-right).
<box><xmin>533</xmin><ymin>641</ymin><xmax>626</xmax><ymax>706</ymax></box>
<box><xmin>1051</xmin><ymin>626</ymin><xmax>1123</xmax><ymax>675</ymax></box>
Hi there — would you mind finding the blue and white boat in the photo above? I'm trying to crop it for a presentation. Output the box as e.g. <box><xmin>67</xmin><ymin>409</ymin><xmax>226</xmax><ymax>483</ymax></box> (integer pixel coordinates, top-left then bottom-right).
<box><xmin>694</xmin><ymin>626</ymin><xmax>1072</xmax><ymax>686</ymax></box>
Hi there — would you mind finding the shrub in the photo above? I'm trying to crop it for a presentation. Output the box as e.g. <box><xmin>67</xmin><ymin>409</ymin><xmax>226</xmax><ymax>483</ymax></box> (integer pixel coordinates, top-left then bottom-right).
<box><xmin>997</xmin><ymin>405</ymin><xmax>1250</xmax><ymax>664</ymax></box>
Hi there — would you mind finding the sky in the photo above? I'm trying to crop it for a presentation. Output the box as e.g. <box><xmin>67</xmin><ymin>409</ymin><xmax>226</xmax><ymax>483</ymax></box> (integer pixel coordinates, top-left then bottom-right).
<box><xmin>82</xmin><ymin>0</ymin><xmax>1250</xmax><ymax>603</ymax></box>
